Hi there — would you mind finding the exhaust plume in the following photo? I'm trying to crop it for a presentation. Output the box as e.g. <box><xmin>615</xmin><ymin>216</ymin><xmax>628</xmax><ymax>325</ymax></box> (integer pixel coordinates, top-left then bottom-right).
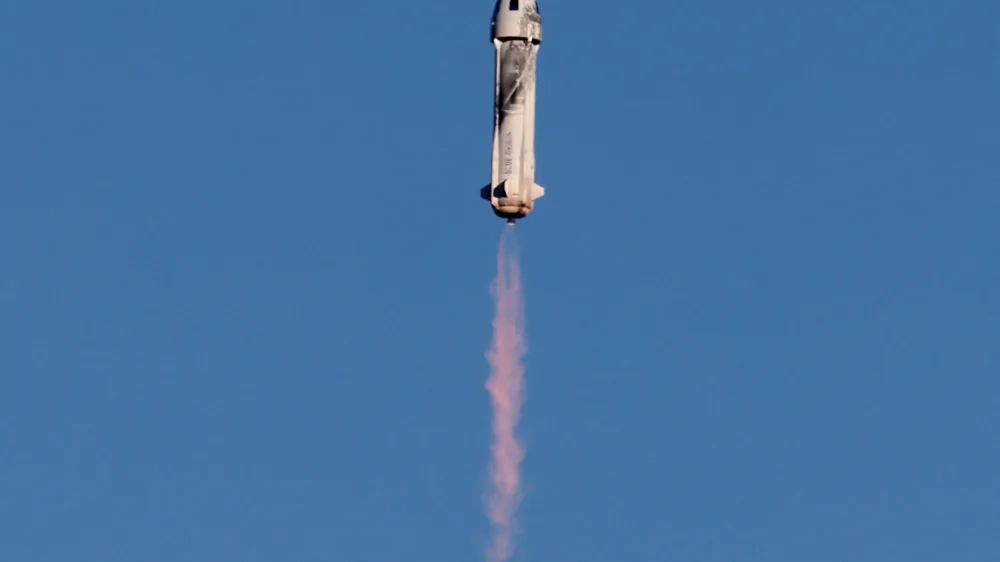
<box><xmin>484</xmin><ymin>228</ymin><xmax>528</xmax><ymax>562</ymax></box>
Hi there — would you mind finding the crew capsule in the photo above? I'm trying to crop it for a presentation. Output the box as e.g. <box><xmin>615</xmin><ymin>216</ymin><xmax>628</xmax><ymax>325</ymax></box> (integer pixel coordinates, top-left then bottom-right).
<box><xmin>491</xmin><ymin>0</ymin><xmax>543</xmax><ymax>44</ymax></box>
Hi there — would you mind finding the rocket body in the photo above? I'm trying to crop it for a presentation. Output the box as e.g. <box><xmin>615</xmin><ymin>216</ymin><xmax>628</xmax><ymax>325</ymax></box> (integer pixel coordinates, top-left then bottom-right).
<box><xmin>480</xmin><ymin>0</ymin><xmax>545</xmax><ymax>223</ymax></box>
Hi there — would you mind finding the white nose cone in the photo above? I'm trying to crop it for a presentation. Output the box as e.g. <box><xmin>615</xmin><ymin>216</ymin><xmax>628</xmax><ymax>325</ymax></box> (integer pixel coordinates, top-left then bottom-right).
<box><xmin>491</xmin><ymin>0</ymin><xmax>542</xmax><ymax>44</ymax></box>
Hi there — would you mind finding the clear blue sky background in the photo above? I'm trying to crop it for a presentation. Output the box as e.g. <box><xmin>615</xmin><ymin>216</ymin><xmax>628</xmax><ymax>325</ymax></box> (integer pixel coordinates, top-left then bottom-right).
<box><xmin>2</xmin><ymin>1</ymin><xmax>998</xmax><ymax>560</ymax></box>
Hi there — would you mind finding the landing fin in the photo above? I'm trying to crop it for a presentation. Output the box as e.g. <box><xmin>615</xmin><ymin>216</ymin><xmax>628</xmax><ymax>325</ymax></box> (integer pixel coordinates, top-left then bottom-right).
<box><xmin>531</xmin><ymin>182</ymin><xmax>545</xmax><ymax>200</ymax></box>
<box><xmin>481</xmin><ymin>181</ymin><xmax>512</xmax><ymax>200</ymax></box>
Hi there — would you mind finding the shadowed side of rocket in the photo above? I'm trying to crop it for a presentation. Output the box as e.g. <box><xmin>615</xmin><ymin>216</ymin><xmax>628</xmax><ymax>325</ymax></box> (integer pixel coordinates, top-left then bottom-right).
<box><xmin>479</xmin><ymin>0</ymin><xmax>545</xmax><ymax>226</ymax></box>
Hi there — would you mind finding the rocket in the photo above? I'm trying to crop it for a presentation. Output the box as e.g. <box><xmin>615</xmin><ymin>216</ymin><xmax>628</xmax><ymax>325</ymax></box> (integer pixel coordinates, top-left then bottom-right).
<box><xmin>480</xmin><ymin>0</ymin><xmax>545</xmax><ymax>226</ymax></box>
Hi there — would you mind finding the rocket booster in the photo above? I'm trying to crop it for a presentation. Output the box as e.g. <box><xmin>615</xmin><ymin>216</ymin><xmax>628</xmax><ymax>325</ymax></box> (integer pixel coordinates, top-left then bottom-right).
<box><xmin>479</xmin><ymin>0</ymin><xmax>546</xmax><ymax>224</ymax></box>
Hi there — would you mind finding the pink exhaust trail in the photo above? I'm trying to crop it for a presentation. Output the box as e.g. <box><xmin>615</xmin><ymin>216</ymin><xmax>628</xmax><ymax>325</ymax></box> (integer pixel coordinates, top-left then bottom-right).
<box><xmin>484</xmin><ymin>228</ymin><xmax>528</xmax><ymax>562</ymax></box>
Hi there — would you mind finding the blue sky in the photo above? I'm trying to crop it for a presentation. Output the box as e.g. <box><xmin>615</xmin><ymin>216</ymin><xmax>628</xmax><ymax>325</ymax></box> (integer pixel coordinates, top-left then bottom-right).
<box><xmin>2</xmin><ymin>1</ymin><xmax>998</xmax><ymax>560</ymax></box>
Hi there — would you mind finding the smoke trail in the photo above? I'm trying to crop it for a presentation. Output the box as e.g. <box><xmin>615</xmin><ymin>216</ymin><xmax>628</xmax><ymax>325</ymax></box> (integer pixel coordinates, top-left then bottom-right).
<box><xmin>485</xmin><ymin>228</ymin><xmax>527</xmax><ymax>562</ymax></box>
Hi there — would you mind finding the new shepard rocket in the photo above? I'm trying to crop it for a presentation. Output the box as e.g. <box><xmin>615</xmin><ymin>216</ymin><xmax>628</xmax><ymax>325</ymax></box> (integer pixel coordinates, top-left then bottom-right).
<box><xmin>480</xmin><ymin>0</ymin><xmax>545</xmax><ymax>226</ymax></box>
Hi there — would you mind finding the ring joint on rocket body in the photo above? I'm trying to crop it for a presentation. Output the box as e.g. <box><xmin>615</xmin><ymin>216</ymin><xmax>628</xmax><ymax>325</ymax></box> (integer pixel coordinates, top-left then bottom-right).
<box><xmin>480</xmin><ymin>0</ymin><xmax>545</xmax><ymax>226</ymax></box>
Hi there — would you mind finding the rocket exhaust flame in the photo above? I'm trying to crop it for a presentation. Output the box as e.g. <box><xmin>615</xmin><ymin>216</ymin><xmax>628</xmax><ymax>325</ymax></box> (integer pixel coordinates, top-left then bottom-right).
<box><xmin>485</xmin><ymin>228</ymin><xmax>527</xmax><ymax>562</ymax></box>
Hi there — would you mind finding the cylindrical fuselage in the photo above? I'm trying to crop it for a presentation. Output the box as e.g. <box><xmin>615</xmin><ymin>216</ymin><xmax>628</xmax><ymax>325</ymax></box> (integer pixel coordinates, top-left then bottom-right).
<box><xmin>489</xmin><ymin>0</ymin><xmax>542</xmax><ymax>219</ymax></box>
